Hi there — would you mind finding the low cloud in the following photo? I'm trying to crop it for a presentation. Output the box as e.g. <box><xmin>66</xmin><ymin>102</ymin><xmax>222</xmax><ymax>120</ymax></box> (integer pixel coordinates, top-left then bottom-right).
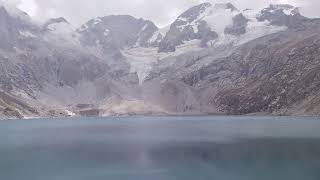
<box><xmin>3</xmin><ymin>0</ymin><xmax>320</xmax><ymax>27</ymax></box>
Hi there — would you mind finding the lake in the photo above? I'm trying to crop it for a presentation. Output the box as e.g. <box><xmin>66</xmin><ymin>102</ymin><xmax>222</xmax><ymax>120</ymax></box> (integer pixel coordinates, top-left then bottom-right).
<box><xmin>0</xmin><ymin>116</ymin><xmax>320</xmax><ymax>180</ymax></box>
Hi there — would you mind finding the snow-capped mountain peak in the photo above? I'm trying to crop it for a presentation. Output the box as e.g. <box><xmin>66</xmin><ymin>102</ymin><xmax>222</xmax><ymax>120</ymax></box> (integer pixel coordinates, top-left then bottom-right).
<box><xmin>156</xmin><ymin>2</ymin><xmax>306</xmax><ymax>53</ymax></box>
<box><xmin>157</xmin><ymin>2</ymin><xmax>272</xmax><ymax>52</ymax></box>
<box><xmin>268</xmin><ymin>4</ymin><xmax>300</xmax><ymax>15</ymax></box>
<box><xmin>257</xmin><ymin>4</ymin><xmax>306</xmax><ymax>28</ymax></box>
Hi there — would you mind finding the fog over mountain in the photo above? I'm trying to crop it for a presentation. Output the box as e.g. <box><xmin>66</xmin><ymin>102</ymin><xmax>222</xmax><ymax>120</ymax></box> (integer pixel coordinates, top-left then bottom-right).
<box><xmin>4</xmin><ymin>0</ymin><xmax>320</xmax><ymax>26</ymax></box>
<box><xmin>1</xmin><ymin>0</ymin><xmax>320</xmax><ymax>119</ymax></box>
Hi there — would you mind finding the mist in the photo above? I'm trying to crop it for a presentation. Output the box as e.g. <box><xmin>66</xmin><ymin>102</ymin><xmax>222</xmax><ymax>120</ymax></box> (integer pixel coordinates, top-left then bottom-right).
<box><xmin>4</xmin><ymin>0</ymin><xmax>320</xmax><ymax>27</ymax></box>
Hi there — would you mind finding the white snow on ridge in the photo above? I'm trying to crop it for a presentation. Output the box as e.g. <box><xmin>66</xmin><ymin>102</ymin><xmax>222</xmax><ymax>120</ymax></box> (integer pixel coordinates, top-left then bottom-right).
<box><xmin>149</xmin><ymin>25</ymin><xmax>170</xmax><ymax>43</ymax></box>
<box><xmin>141</xmin><ymin>24</ymin><xmax>149</xmax><ymax>32</ymax></box>
<box><xmin>93</xmin><ymin>17</ymin><xmax>102</xmax><ymax>25</ymax></box>
<box><xmin>207</xmin><ymin>8</ymin><xmax>287</xmax><ymax>47</ymax></box>
<box><xmin>168</xmin><ymin>3</ymin><xmax>289</xmax><ymax>49</ymax></box>
<box><xmin>264</xmin><ymin>4</ymin><xmax>299</xmax><ymax>16</ymax></box>
<box><xmin>175</xmin><ymin>3</ymin><xmax>238</xmax><ymax>37</ymax></box>
<box><xmin>283</xmin><ymin>7</ymin><xmax>299</xmax><ymax>16</ymax></box>
<box><xmin>134</xmin><ymin>24</ymin><xmax>150</xmax><ymax>47</ymax></box>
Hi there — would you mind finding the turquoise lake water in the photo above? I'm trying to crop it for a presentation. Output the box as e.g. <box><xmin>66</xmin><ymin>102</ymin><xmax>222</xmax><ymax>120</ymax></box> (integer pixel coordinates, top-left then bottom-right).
<box><xmin>0</xmin><ymin>116</ymin><xmax>320</xmax><ymax>180</ymax></box>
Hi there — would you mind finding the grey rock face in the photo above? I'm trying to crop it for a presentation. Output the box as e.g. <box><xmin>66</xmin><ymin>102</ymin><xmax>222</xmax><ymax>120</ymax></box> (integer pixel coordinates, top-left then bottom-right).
<box><xmin>0</xmin><ymin>91</ymin><xmax>38</xmax><ymax>119</ymax></box>
<box><xmin>257</xmin><ymin>4</ymin><xmax>309</xmax><ymax>29</ymax></box>
<box><xmin>225</xmin><ymin>13</ymin><xmax>249</xmax><ymax>36</ymax></box>
<box><xmin>198</xmin><ymin>21</ymin><xmax>219</xmax><ymax>47</ymax></box>
<box><xmin>148</xmin><ymin>20</ymin><xmax>320</xmax><ymax>115</ymax></box>
<box><xmin>215</xmin><ymin>28</ymin><xmax>320</xmax><ymax>115</ymax></box>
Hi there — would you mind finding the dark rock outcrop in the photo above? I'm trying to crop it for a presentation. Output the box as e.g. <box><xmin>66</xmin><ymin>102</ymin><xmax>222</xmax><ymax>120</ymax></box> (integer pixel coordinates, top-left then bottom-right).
<box><xmin>225</xmin><ymin>13</ymin><xmax>249</xmax><ymax>35</ymax></box>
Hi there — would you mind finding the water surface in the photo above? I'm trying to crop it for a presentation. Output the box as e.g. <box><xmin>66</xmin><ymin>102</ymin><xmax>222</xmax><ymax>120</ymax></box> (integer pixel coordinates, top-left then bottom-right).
<box><xmin>0</xmin><ymin>116</ymin><xmax>320</xmax><ymax>180</ymax></box>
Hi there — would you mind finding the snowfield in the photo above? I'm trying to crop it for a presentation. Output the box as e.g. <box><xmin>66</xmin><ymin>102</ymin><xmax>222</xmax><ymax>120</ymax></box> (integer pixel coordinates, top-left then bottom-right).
<box><xmin>123</xmin><ymin>40</ymin><xmax>204</xmax><ymax>84</ymax></box>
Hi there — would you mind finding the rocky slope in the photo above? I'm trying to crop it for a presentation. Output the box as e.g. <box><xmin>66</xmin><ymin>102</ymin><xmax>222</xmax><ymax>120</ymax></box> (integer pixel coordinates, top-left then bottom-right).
<box><xmin>0</xmin><ymin>2</ymin><xmax>320</xmax><ymax>119</ymax></box>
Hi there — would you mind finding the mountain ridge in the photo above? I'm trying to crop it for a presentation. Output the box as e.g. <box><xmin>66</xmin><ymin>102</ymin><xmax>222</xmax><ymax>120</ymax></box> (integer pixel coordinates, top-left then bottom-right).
<box><xmin>1</xmin><ymin>2</ymin><xmax>320</xmax><ymax>119</ymax></box>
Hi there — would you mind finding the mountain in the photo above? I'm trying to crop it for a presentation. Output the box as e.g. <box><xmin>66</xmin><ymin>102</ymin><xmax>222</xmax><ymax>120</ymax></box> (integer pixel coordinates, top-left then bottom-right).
<box><xmin>257</xmin><ymin>4</ymin><xmax>307</xmax><ymax>28</ymax></box>
<box><xmin>143</xmin><ymin>3</ymin><xmax>320</xmax><ymax>115</ymax></box>
<box><xmin>162</xmin><ymin>2</ymin><xmax>312</xmax><ymax>54</ymax></box>
<box><xmin>1</xmin><ymin>2</ymin><xmax>320</xmax><ymax>119</ymax></box>
<box><xmin>0</xmin><ymin>4</ymin><xmax>138</xmax><ymax>119</ymax></box>
<box><xmin>77</xmin><ymin>15</ymin><xmax>158</xmax><ymax>53</ymax></box>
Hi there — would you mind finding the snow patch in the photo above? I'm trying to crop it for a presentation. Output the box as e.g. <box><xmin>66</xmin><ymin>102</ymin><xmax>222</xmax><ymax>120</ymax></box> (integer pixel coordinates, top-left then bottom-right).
<box><xmin>264</xmin><ymin>4</ymin><xmax>299</xmax><ymax>16</ymax></box>
<box><xmin>19</xmin><ymin>30</ymin><xmax>36</xmax><ymax>38</ymax></box>
<box><xmin>149</xmin><ymin>25</ymin><xmax>170</xmax><ymax>43</ymax></box>
<box><xmin>104</xmin><ymin>29</ymin><xmax>110</xmax><ymax>36</ymax></box>
<box><xmin>149</xmin><ymin>32</ymin><xmax>159</xmax><ymax>43</ymax></box>
<box><xmin>65</xmin><ymin>110</ymin><xmax>76</xmax><ymax>117</ymax></box>
<box><xmin>175</xmin><ymin>3</ymin><xmax>238</xmax><ymax>36</ymax></box>
<box><xmin>207</xmin><ymin>8</ymin><xmax>287</xmax><ymax>47</ymax></box>
<box><xmin>283</xmin><ymin>8</ymin><xmax>297</xmax><ymax>16</ymax></box>
<box><xmin>141</xmin><ymin>24</ymin><xmax>149</xmax><ymax>32</ymax></box>
<box><xmin>134</xmin><ymin>24</ymin><xmax>150</xmax><ymax>47</ymax></box>
<box><xmin>93</xmin><ymin>17</ymin><xmax>102</xmax><ymax>25</ymax></box>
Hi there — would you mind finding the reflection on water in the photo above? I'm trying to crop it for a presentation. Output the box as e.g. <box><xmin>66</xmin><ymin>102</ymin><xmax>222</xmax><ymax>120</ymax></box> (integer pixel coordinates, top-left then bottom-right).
<box><xmin>0</xmin><ymin>116</ymin><xmax>320</xmax><ymax>180</ymax></box>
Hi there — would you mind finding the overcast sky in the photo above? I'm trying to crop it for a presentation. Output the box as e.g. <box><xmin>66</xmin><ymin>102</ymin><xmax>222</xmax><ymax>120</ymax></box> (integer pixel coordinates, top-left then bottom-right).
<box><xmin>2</xmin><ymin>0</ymin><xmax>320</xmax><ymax>27</ymax></box>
